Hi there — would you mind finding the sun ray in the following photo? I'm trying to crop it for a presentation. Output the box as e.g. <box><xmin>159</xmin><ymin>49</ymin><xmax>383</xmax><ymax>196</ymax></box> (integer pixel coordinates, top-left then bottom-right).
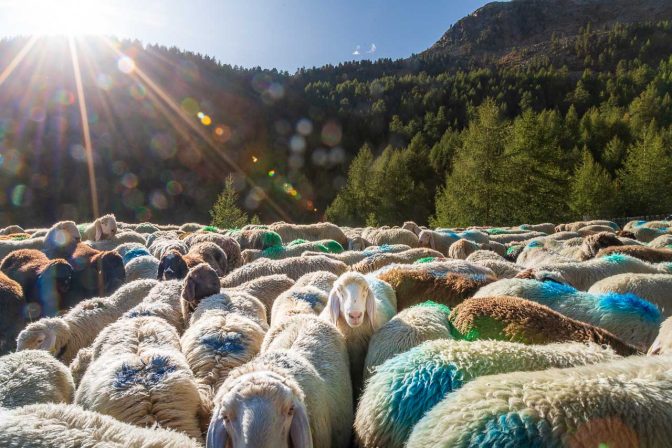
<box><xmin>101</xmin><ymin>37</ymin><xmax>293</xmax><ymax>222</ymax></box>
<box><xmin>0</xmin><ymin>35</ymin><xmax>39</xmax><ymax>87</ymax></box>
<box><xmin>68</xmin><ymin>36</ymin><xmax>100</xmax><ymax>220</ymax></box>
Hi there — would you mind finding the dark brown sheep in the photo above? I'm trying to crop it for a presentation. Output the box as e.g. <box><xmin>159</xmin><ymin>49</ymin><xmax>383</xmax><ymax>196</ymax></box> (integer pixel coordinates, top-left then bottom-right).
<box><xmin>450</xmin><ymin>295</ymin><xmax>639</xmax><ymax>356</ymax></box>
<box><xmin>180</xmin><ymin>263</ymin><xmax>222</xmax><ymax>322</ymax></box>
<box><xmin>0</xmin><ymin>271</ymin><xmax>25</xmax><ymax>354</ymax></box>
<box><xmin>158</xmin><ymin>242</ymin><xmax>227</xmax><ymax>280</ymax></box>
<box><xmin>67</xmin><ymin>243</ymin><xmax>125</xmax><ymax>306</ymax></box>
<box><xmin>579</xmin><ymin>231</ymin><xmax>623</xmax><ymax>260</ymax></box>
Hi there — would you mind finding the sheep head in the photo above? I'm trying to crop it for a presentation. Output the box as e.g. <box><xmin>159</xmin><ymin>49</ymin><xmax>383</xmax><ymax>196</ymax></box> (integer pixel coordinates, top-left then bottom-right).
<box><xmin>418</xmin><ymin>230</ymin><xmax>433</xmax><ymax>249</ymax></box>
<box><xmin>347</xmin><ymin>237</ymin><xmax>367</xmax><ymax>251</ymax></box>
<box><xmin>44</xmin><ymin>221</ymin><xmax>80</xmax><ymax>259</ymax></box>
<box><xmin>208</xmin><ymin>370</ymin><xmax>312</xmax><ymax>448</ymax></box>
<box><xmin>327</xmin><ymin>272</ymin><xmax>375</xmax><ymax>328</ymax></box>
<box><xmin>16</xmin><ymin>318</ymin><xmax>70</xmax><ymax>358</ymax></box>
<box><xmin>193</xmin><ymin>242</ymin><xmax>228</xmax><ymax>276</ymax></box>
<box><xmin>158</xmin><ymin>250</ymin><xmax>189</xmax><ymax>280</ymax></box>
<box><xmin>181</xmin><ymin>263</ymin><xmax>220</xmax><ymax>321</ymax></box>
<box><xmin>94</xmin><ymin>214</ymin><xmax>118</xmax><ymax>241</ymax></box>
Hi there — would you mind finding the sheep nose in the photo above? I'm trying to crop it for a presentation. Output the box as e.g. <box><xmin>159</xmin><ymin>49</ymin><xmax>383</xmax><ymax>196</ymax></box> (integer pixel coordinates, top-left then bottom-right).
<box><xmin>349</xmin><ymin>311</ymin><xmax>362</xmax><ymax>320</ymax></box>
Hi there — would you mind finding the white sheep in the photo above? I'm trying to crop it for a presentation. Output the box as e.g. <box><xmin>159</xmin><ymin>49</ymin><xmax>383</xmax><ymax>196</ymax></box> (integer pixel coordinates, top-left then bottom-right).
<box><xmin>406</xmin><ymin>355</ymin><xmax>672</xmax><ymax>448</ymax></box>
<box><xmin>271</xmin><ymin>285</ymin><xmax>329</xmax><ymax>326</ymax></box>
<box><xmin>269</xmin><ymin>221</ymin><xmax>348</xmax><ymax>245</ymax></box>
<box><xmin>0</xmin><ymin>350</ymin><xmax>74</xmax><ymax>408</ymax></box>
<box><xmin>589</xmin><ymin>273</ymin><xmax>672</xmax><ymax>317</ymax></box>
<box><xmin>321</xmin><ymin>271</ymin><xmax>397</xmax><ymax>394</ymax></box>
<box><xmin>221</xmin><ymin>273</ymin><xmax>295</xmax><ymax>319</ymax></box>
<box><xmin>85</xmin><ymin>230</ymin><xmax>147</xmax><ymax>251</ymax></box>
<box><xmin>0</xmin><ymin>403</ymin><xmax>201</xmax><ymax>447</ymax></box>
<box><xmin>16</xmin><ymin>279</ymin><xmax>158</xmax><ymax>363</ymax></box>
<box><xmin>207</xmin><ymin>314</ymin><xmax>353</xmax><ymax>448</ymax></box>
<box><xmin>80</xmin><ymin>214</ymin><xmax>118</xmax><ymax>241</ymax></box>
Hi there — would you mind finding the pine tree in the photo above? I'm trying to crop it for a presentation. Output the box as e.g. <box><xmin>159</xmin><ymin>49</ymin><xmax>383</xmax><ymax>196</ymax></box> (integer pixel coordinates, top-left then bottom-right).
<box><xmin>618</xmin><ymin>122</ymin><xmax>672</xmax><ymax>214</ymax></box>
<box><xmin>210</xmin><ymin>174</ymin><xmax>250</xmax><ymax>229</ymax></box>
<box><xmin>432</xmin><ymin>99</ymin><xmax>512</xmax><ymax>227</ymax></box>
<box><xmin>569</xmin><ymin>149</ymin><xmax>617</xmax><ymax>219</ymax></box>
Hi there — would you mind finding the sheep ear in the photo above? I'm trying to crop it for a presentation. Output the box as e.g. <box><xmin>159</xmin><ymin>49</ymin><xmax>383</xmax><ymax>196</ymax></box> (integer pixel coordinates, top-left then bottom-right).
<box><xmin>95</xmin><ymin>221</ymin><xmax>103</xmax><ymax>241</ymax></box>
<box><xmin>648</xmin><ymin>338</ymin><xmax>663</xmax><ymax>356</ymax></box>
<box><xmin>366</xmin><ymin>287</ymin><xmax>377</xmax><ymax>329</ymax></box>
<box><xmin>206</xmin><ymin>409</ymin><xmax>229</xmax><ymax>448</ymax></box>
<box><xmin>290</xmin><ymin>401</ymin><xmax>313</xmax><ymax>448</ymax></box>
<box><xmin>327</xmin><ymin>288</ymin><xmax>341</xmax><ymax>325</ymax></box>
<box><xmin>183</xmin><ymin>277</ymin><xmax>196</xmax><ymax>303</ymax></box>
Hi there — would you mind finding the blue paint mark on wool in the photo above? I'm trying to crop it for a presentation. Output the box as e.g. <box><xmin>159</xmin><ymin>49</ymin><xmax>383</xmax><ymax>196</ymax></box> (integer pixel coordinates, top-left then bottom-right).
<box><xmin>125</xmin><ymin>309</ymin><xmax>156</xmax><ymax>319</ymax></box>
<box><xmin>527</xmin><ymin>240</ymin><xmax>543</xmax><ymax>248</ymax></box>
<box><xmin>294</xmin><ymin>292</ymin><xmax>322</xmax><ymax>308</ymax></box>
<box><xmin>123</xmin><ymin>248</ymin><xmax>150</xmax><ymax>264</ymax></box>
<box><xmin>603</xmin><ymin>253</ymin><xmax>628</xmax><ymax>264</ymax></box>
<box><xmin>598</xmin><ymin>292</ymin><xmax>661</xmax><ymax>323</ymax></box>
<box><xmin>200</xmin><ymin>333</ymin><xmax>245</xmax><ymax>355</ymax></box>
<box><xmin>536</xmin><ymin>279</ymin><xmax>577</xmax><ymax>298</ymax></box>
<box><xmin>467</xmin><ymin>412</ymin><xmax>553</xmax><ymax>447</ymax></box>
<box><xmin>113</xmin><ymin>355</ymin><xmax>176</xmax><ymax>390</ymax></box>
<box><xmin>387</xmin><ymin>356</ymin><xmax>462</xmax><ymax>441</ymax></box>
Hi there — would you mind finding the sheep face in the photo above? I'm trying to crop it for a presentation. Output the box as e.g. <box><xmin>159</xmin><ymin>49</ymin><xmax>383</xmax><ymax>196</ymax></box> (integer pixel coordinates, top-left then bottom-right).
<box><xmin>16</xmin><ymin>318</ymin><xmax>69</xmax><ymax>357</ymax></box>
<box><xmin>327</xmin><ymin>273</ymin><xmax>375</xmax><ymax>328</ymax></box>
<box><xmin>45</xmin><ymin>221</ymin><xmax>81</xmax><ymax>258</ymax></box>
<box><xmin>207</xmin><ymin>372</ymin><xmax>311</xmax><ymax>448</ymax></box>
<box><xmin>348</xmin><ymin>237</ymin><xmax>367</xmax><ymax>251</ymax></box>
<box><xmin>418</xmin><ymin>230</ymin><xmax>433</xmax><ymax>249</ymax></box>
<box><xmin>95</xmin><ymin>214</ymin><xmax>117</xmax><ymax>240</ymax></box>
<box><xmin>158</xmin><ymin>252</ymin><xmax>188</xmax><ymax>280</ymax></box>
<box><xmin>99</xmin><ymin>253</ymin><xmax>125</xmax><ymax>293</ymax></box>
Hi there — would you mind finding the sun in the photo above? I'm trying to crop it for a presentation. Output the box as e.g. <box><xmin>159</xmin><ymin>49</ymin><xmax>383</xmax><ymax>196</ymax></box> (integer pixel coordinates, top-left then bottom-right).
<box><xmin>15</xmin><ymin>0</ymin><xmax>110</xmax><ymax>36</ymax></box>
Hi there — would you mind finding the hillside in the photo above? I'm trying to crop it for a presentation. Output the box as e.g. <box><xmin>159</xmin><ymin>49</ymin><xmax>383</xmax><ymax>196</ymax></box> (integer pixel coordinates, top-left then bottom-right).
<box><xmin>1</xmin><ymin>2</ymin><xmax>672</xmax><ymax>227</ymax></box>
<box><xmin>423</xmin><ymin>0</ymin><xmax>672</xmax><ymax>69</ymax></box>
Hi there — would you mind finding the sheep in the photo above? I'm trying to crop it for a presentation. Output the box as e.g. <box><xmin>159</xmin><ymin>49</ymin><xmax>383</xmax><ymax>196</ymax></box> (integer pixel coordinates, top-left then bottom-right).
<box><xmin>179</xmin><ymin>222</ymin><xmax>205</xmax><ymax>233</ymax></box>
<box><xmin>474</xmin><ymin>277</ymin><xmax>662</xmax><ymax>349</ymax></box>
<box><xmin>293</xmin><ymin>270</ymin><xmax>337</xmax><ymax>293</ymax></box>
<box><xmin>183</xmin><ymin>232</ymin><xmax>242</xmax><ymax>272</ymax></box>
<box><xmin>0</xmin><ymin>350</ymin><xmax>74</xmax><ymax>408</ymax></box>
<box><xmin>229</xmin><ymin>228</ymin><xmax>283</xmax><ymax>250</ymax></box>
<box><xmin>189</xmin><ymin>289</ymin><xmax>268</xmax><ymax>330</ymax></box>
<box><xmin>518</xmin><ymin>222</ymin><xmax>555</xmax><ymax>234</ymax></box>
<box><xmin>350</xmin><ymin>248</ymin><xmax>445</xmax><ymax>273</ymax></box>
<box><xmin>402</xmin><ymin>221</ymin><xmax>422</xmax><ymax>236</ymax></box>
<box><xmin>0</xmin><ymin>271</ymin><xmax>24</xmax><ymax>354</ymax></box>
<box><xmin>114</xmin><ymin>241</ymin><xmax>149</xmax><ymax>260</ymax></box>
<box><xmin>574</xmin><ymin>231</ymin><xmax>623</xmax><ymax>260</ymax></box>
<box><xmin>515</xmin><ymin>241</ymin><xmax>576</xmax><ymax>267</ymax></box>
<box><xmin>648</xmin><ymin>234</ymin><xmax>672</xmax><ymax>248</ymax></box>
<box><xmin>66</xmin><ymin>243</ymin><xmax>126</xmax><ymax>303</ymax></box>
<box><xmin>534</xmin><ymin>253</ymin><xmax>671</xmax><ymax>290</ymax></box>
<box><xmin>576</xmin><ymin>224</ymin><xmax>617</xmax><ymax>236</ymax></box>
<box><xmin>0</xmin><ymin>403</ymin><xmax>201</xmax><ymax>447</ymax></box>
<box><xmin>363</xmin><ymin>301</ymin><xmax>453</xmax><ymax>378</ymax></box>
<box><xmin>374</xmin><ymin>261</ymin><xmax>496</xmax><ymax>310</ymax></box>
<box><xmin>303</xmin><ymin>244</ymin><xmax>412</xmax><ymax>265</ymax></box>
<box><xmin>271</xmin><ymin>285</ymin><xmax>329</xmax><ymax>325</ymax></box>
<box><xmin>85</xmin><ymin>230</ymin><xmax>147</xmax><ymax>251</ymax></box>
<box><xmin>80</xmin><ymin>214</ymin><xmax>118</xmax><ymax>242</ymax></box>
<box><xmin>560</xmin><ymin>219</ymin><xmax>620</xmax><ymax>233</ymax></box>
<box><xmin>0</xmin><ymin>224</ymin><xmax>24</xmax><ymax>235</ymax></box>
<box><xmin>43</xmin><ymin>220</ymin><xmax>82</xmax><ymax>259</ymax></box>
<box><xmin>220</xmin><ymin>254</ymin><xmax>348</xmax><ymax>288</ymax></box>
<box><xmin>0</xmin><ymin>249</ymin><xmax>74</xmax><ymax>315</ymax></box>
<box><xmin>125</xmin><ymin>254</ymin><xmax>160</xmax><ymax>281</ymax></box>
<box><xmin>487</xmin><ymin>231</ymin><xmax>546</xmax><ymax>244</ymax></box>
<box><xmin>135</xmin><ymin>222</ymin><xmax>161</xmax><ymax>234</ymax></box>
<box><xmin>178</xmin><ymin>263</ymin><xmax>224</xmax><ymax>324</ymax></box>
<box><xmin>361</xmin><ymin>227</ymin><xmax>419</xmax><ymax>247</ymax></box>
<box><xmin>321</xmin><ymin>271</ymin><xmax>397</xmax><ymax>394</ymax></box>
<box><xmin>75</xmin><ymin>316</ymin><xmax>204</xmax><ymax>439</ymax></box>
<box><xmin>447</xmin><ymin>238</ymin><xmax>481</xmax><ymax>259</ymax></box>
<box><xmin>159</xmin><ymin>242</ymin><xmax>227</xmax><ymax>279</ymax></box>
<box><xmin>418</xmin><ymin>229</ymin><xmax>458</xmax><ymax>255</ymax></box>
<box><xmin>589</xmin><ymin>273</ymin><xmax>672</xmax><ymax>317</ymax></box>
<box><xmin>450</xmin><ymin>295</ymin><xmax>639</xmax><ymax>355</ymax></box>
<box><xmin>207</xmin><ymin>314</ymin><xmax>352</xmax><ymax>448</ymax></box>
<box><xmin>221</xmin><ymin>274</ymin><xmax>295</xmax><ymax>318</ymax></box>
<box><xmin>634</xmin><ymin>226</ymin><xmax>670</xmax><ymax>243</ymax></box>
<box><xmin>356</xmin><ymin>339</ymin><xmax>620</xmax><ymax>448</ymax></box>
<box><xmin>16</xmin><ymin>279</ymin><xmax>158</xmax><ymax>363</ymax></box>
<box><xmin>406</xmin><ymin>355</ymin><xmax>672</xmax><ymax>448</ymax></box>
<box><xmin>149</xmin><ymin>235</ymin><xmax>188</xmax><ymax>260</ymax></box>
<box><xmin>597</xmin><ymin>244</ymin><xmax>672</xmax><ymax>263</ymax></box>
<box><xmin>145</xmin><ymin>230</ymin><xmax>182</xmax><ymax>248</ymax></box>
<box><xmin>466</xmin><ymin>255</ymin><xmax>523</xmax><ymax>279</ymax></box>
<box><xmin>243</xmin><ymin>239</ymin><xmax>344</xmax><ymax>263</ymax></box>
<box><xmin>648</xmin><ymin>315</ymin><xmax>672</xmax><ymax>355</ymax></box>
<box><xmin>269</xmin><ymin>221</ymin><xmax>348</xmax><ymax>245</ymax></box>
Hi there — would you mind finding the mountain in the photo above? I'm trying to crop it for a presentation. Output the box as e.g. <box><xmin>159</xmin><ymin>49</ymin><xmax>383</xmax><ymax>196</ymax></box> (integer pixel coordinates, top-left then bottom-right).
<box><xmin>423</xmin><ymin>0</ymin><xmax>672</xmax><ymax>68</ymax></box>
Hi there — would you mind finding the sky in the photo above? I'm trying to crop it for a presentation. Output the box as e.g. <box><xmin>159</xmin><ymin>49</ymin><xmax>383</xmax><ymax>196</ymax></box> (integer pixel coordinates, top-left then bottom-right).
<box><xmin>0</xmin><ymin>0</ymin><xmax>495</xmax><ymax>72</ymax></box>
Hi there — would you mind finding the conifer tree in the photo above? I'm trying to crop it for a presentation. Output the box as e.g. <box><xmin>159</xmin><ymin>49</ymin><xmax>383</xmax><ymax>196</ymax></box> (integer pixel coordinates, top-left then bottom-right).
<box><xmin>210</xmin><ymin>174</ymin><xmax>250</xmax><ymax>229</ymax></box>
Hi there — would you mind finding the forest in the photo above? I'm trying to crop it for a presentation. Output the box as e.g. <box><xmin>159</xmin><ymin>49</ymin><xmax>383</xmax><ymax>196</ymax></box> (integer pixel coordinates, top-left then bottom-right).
<box><xmin>1</xmin><ymin>20</ymin><xmax>672</xmax><ymax>226</ymax></box>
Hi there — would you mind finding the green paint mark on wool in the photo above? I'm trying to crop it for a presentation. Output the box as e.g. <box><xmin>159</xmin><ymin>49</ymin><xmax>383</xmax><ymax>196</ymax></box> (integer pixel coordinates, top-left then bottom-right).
<box><xmin>261</xmin><ymin>245</ymin><xmax>286</xmax><ymax>258</ymax></box>
<box><xmin>315</xmin><ymin>244</ymin><xmax>330</xmax><ymax>253</ymax></box>
<box><xmin>288</xmin><ymin>239</ymin><xmax>307</xmax><ymax>246</ymax></box>
<box><xmin>77</xmin><ymin>223</ymin><xmax>87</xmax><ymax>237</ymax></box>
<box><xmin>414</xmin><ymin>257</ymin><xmax>437</xmax><ymax>264</ymax></box>
<box><xmin>486</xmin><ymin>228</ymin><xmax>507</xmax><ymax>235</ymax></box>
<box><xmin>412</xmin><ymin>300</ymin><xmax>451</xmax><ymax>318</ymax></box>
<box><xmin>506</xmin><ymin>245</ymin><xmax>521</xmax><ymax>256</ymax></box>
<box><xmin>261</xmin><ymin>231</ymin><xmax>282</xmax><ymax>248</ymax></box>
<box><xmin>11</xmin><ymin>234</ymin><xmax>28</xmax><ymax>240</ymax></box>
<box><xmin>323</xmin><ymin>240</ymin><xmax>344</xmax><ymax>253</ymax></box>
<box><xmin>202</xmin><ymin>226</ymin><xmax>218</xmax><ymax>232</ymax></box>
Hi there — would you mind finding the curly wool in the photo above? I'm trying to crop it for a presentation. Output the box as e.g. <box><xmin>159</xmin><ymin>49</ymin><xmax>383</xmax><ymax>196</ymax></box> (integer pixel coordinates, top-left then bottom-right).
<box><xmin>407</xmin><ymin>355</ymin><xmax>672</xmax><ymax>448</ymax></box>
<box><xmin>356</xmin><ymin>339</ymin><xmax>619</xmax><ymax>448</ymax></box>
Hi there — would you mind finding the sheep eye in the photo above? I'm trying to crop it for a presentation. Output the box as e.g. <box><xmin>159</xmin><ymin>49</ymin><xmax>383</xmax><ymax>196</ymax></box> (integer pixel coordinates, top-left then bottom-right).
<box><xmin>288</xmin><ymin>406</ymin><xmax>295</xmax><ymax>416</ymax></box>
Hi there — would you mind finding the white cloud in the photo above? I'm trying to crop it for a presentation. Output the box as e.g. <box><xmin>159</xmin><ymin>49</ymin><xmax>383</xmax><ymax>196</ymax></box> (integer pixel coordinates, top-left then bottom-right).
<box><xmin>367</xmin><ymin>43</ymin><xmax>377</xmax><ymax>54</ymax></box>
<box><xmin>352</xmin><ymin>45</ymin><xmax>361</xmax><ymax>56</ymax></box>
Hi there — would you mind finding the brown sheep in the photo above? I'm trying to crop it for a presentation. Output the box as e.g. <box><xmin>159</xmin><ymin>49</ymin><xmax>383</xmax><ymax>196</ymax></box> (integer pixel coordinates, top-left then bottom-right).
<box><xmin>67</xmin><ymin>244</ymin><xmax>126</xmax><ymax>306</ymax></box>
<box><xmin>597</xmin><ymin>245</ymin><xmax>672</xmax><ymax>263</ymax></box>
<box><xmin>1</xmin><ymin>249</ymin><xmax>73</xmax><ymax>316</ymax></box>
<box><xmin>0</xmin><ymin>271</ymin><xmax>25</xmax><ymax>354</ymax></box>
<box><xmin>450</xmin><ymin>296</ymin><xmax>639</xmax><ymax>356</ymax></box>
<box><xmin>578</xmin><ymin>231</ymin><xmax>623</xmax><ymax>260</ymax></box>
<box><xmin>158</xmin><ymin>242</ymin><xmax>227</xmax><ymax>280</ymax></box>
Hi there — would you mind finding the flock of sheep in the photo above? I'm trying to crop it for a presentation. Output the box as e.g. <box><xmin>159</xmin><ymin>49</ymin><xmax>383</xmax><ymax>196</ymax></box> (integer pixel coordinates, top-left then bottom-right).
<box><xmin>1</xmin><ymin>215</ymin><xmax>672</xmax><ymax>447</ymax></box>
